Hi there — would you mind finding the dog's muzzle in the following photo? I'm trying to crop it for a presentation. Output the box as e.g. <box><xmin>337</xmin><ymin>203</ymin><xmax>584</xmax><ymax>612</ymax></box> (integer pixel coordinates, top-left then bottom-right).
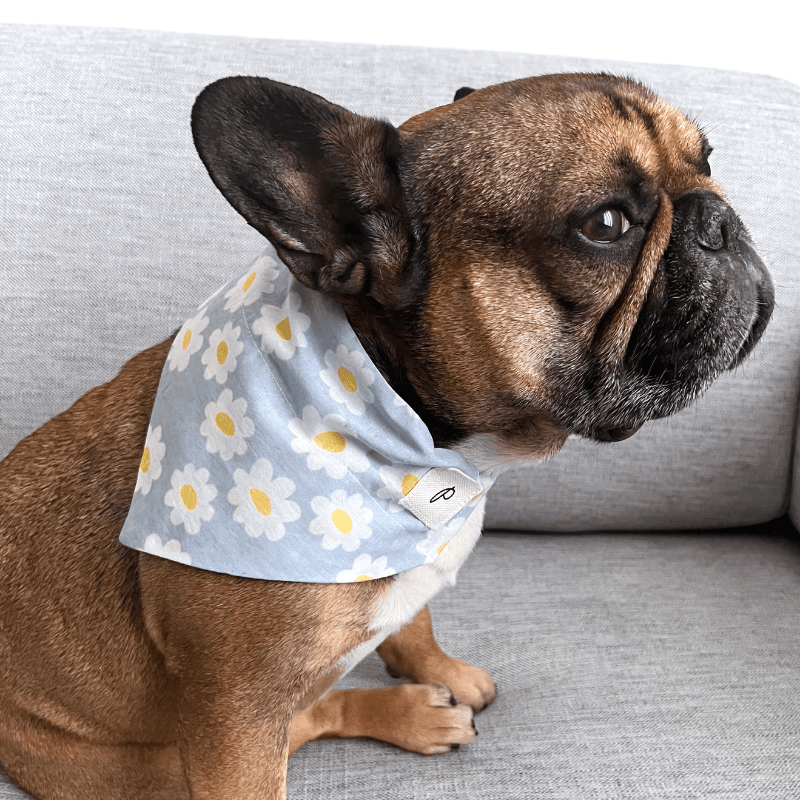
<box><xmin>586</xmin><ymin>190</ymin><xmax>774</xmax><ymax>443</ymax></box>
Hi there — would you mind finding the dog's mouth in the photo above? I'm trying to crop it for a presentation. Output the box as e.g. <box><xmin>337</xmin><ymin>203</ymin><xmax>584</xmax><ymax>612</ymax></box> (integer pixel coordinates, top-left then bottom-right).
<box><xmin>586</xmin><ymin>279</ymin><xmax>772</xmax><ymax>445</ymax></box>
<box><xmin>591</xmin><ymin>423</ymin><xmax>645</xmax><ymax>442</ymax></box>
<box><xmin>727</xmin><ymin>283</ymin><xmax>774</xmax><ymax>370</ymax></box>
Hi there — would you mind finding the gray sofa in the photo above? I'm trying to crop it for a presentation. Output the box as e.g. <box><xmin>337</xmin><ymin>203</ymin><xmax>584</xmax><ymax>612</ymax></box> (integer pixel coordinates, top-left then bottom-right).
<box><xmin>1</xmin><ymin>23</ymin><xmax>799</xmax><ymax>800</ymax></box>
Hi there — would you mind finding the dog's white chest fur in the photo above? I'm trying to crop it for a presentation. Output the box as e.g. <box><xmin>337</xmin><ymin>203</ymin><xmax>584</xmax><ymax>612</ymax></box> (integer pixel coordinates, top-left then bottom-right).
<box><xmin>339</xmin><ymin>496</ymin><xmax>487</xmax><ymax>677</ymax></box>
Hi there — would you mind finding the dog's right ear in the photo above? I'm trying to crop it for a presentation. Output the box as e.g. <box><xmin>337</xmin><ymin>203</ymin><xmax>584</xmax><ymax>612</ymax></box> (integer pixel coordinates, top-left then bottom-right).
<box><xmin>453</xmin><ymin>87</ymin><xmax>475</xmax><ymax>101</ymax></box>
<box><xmin>191</xmin><ymin>77</ymin><xmax>415</xmax><ymax>306</ymax></box>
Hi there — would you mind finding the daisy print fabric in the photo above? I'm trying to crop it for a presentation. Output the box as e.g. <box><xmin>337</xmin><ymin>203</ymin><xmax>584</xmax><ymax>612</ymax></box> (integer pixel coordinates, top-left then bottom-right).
<box><xmin>320</xmin><ymin>345</ymin><xmax>376</xmax><ymax>415</ymax></box>
<box><xmin>223</xmin><ymin>252</ymin><xmax>280</xmax><ymax>312</ymax></box>
<box><xmin>336</xmin><ymin>553</ymin><xmax>396</xmax><ymax>583</ymax></box>
<box><xmin>163</xmin><ymin>463</ymin><xmax>217</xmax><ymax>535</ymax></box>
<box><xmin>200</xmin><ymin>388</ymin><xmax>256</xmax><ymax>461</ymax></box>
<box><xmin>288</xmin><ymin>406</ymin><xmax>370</xmax><ymax>479</ymax></box>
<box><xmin>119</xmin><ymin>244</ymin><xmax>493</xmax><ymax>582</ymax></box>
<box><xmin>227</xmin><ymin>459</ymin><xmax>300</xmax><ymax>541</ymax></box>
<box><xmin>135</xmin><ymin>425</ymin><xmax>166</xmax><ymax>496</ymax></box>
<box><xmin>252</xmin><ymin>291</ymin><xmax>310</xmax><ymax>360</ymax></box>
<box><xmin>201</xmin><ymin>322</ymin><xmax>243</xmax><ymax>384</ymax></box>
<box><xmin>168</xmin><ymin>311</ymin><xmax>208</xmax><ymax>372</ymax></box>
<box><xmin>377</xmin><ymin>465</ymin><xmax>423</xmax><ymax>513</ymax></box>
<box><xmin>309</xmin><ymin>489</ymin><xmax>373</xmax><ymax>551</ymax></box>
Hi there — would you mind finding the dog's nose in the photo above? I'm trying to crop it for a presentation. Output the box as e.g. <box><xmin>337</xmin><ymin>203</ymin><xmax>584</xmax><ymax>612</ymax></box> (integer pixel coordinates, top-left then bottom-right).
<box><xmin>697</xmin><ymin>193</ymin><xmax>738</xmax><ymax>251</ymax></box>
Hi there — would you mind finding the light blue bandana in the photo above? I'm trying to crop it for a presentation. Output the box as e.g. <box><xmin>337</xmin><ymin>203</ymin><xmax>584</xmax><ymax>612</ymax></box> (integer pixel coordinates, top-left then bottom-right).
<box><xmin>119</xmin><ymin>245</ymin><xmax>495</xmax><ymax>583</ymax></box>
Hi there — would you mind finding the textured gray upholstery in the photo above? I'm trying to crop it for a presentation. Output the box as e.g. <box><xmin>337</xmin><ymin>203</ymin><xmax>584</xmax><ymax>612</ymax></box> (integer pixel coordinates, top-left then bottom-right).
<box><xmin>2</xmin><ymin>528</ymin><xmax>798</xmax><ymax>799</ymax></box>
<box><xmin>1</xmin><ymin>23</ymin><xmax>799</xmax><ymax>800</ymax></box>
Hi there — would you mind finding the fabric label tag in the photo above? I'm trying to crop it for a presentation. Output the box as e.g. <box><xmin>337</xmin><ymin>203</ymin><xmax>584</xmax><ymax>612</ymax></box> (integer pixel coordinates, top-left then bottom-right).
<box><xmin>398</xmin><ymin>467</ymin><xmax>483</xmax><ymax>530</ymax></box>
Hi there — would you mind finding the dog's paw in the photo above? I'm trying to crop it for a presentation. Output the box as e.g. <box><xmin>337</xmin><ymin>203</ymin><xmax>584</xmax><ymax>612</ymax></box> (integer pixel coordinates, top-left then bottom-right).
<box><xmin>387</xmin><ymin>683</ymin><xmax>477</xmax><ymax>756</ymax></box>
<box><xmin>385</xmin><ymin>656</ymin><xmax>496</xmax><ymax>713</ymax></box>
<box><xmin>439</xmin><ymin>658</ymin><xmax>496</xmax><ymax>713</ymax></box>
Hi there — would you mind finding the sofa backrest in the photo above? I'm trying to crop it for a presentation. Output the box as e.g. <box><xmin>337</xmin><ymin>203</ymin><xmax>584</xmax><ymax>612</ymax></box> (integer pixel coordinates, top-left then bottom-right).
<box><xmin>2</xmin><ymin>24</ymin><xmax>799</xmax><ymax>531</ymax></box>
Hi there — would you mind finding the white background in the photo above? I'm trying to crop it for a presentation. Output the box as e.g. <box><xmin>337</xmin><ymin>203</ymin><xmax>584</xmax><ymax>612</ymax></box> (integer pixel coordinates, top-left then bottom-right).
<box><xmin>5</xmin><ymin>0</ymin><xmax>799</xmax><ymax>87</ymax></box>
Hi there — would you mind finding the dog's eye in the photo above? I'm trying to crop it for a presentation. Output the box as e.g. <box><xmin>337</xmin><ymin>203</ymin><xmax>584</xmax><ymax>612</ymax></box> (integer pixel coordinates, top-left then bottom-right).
<box><xmin>580</xmin><ymin>209</ymin><xmax>631</xmax><ymax>243</ymax></box>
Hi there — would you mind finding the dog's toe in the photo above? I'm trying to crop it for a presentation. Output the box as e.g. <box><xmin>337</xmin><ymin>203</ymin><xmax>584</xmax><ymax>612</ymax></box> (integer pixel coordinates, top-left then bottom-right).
<box><xmin>440</xmin><ymin>659</ymin><xmax>497</xmax><ymax>713</ymax></box>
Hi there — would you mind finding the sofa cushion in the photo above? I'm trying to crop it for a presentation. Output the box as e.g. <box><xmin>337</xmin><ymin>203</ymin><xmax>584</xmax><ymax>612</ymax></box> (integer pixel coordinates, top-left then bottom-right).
<box><xmin>2</xmin><ymin>526</ymin><xmax>798</xmax><ymax>799</ymax></box>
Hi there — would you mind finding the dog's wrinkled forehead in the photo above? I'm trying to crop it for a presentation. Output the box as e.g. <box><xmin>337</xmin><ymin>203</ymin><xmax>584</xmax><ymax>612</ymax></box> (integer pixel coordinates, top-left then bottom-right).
<box><xmin>401</xmin><ymin>74</ymin><xmax>717</xmax><ymax>219</ymax></box>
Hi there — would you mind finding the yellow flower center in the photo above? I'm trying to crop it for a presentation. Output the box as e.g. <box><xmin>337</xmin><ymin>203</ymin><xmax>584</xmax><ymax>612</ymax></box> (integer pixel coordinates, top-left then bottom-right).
<box><xmin>249</xmin><ymin>488</ymin><xmax>272</xmax><ymax>516</ymax></box>
<box><xmin>275</xmin><ymin>317</ymin><xmax>292</xmax><ymax>341</ymax></box>
<box><xmin>140</xmin><ymin>447</ymin><xmax>151</xmax><ymax>474</ymax></box>
<box><xmin>180</xmin><ymin>484</ymin><xmax>198</xmax><ymax>511</ymax></box>
<box><xmin>354</xmin><ymin>575</ymin><xmax>373</xmax><ymax>582</ymax></box>
<box><xmin>437</xmin><ymin>540</ymin><xmax>451</xmax><ymax>555</ymax></box>
<box><xmin>313</xmin><ymin>431</ymin><xmax>346</xmax><ymax>453</ymax></box>
<box><xmin>338</xmin><ymin>366</ymin><xmax>357</xmax><ymax>393</ymax></box>
<box><xmin>331</xmin><ymin>510</ymin><xmax>353</xmax><ymax>534</ymax></box>
<box><xmin>181</xmin><ymin>329</ymin><xmax>192</xmax><ymax>350</ymax></box>
<box><xmin>216</xmin><ymin>340</ymin><xmax>229</xmax><ymax>365</ymax></box>
<box><xmin>242</xmin><ymin>271</ymin><xmax>257</xmax><ymax>291</ymax></box>
<box><xmin>215</xmin><ymin>412</ymin><xmax>236</xmax><ymax>437</ymax></box>
<box><xmin>401</xmin><ymin>474</ymin><xmax>419</xmax><ymax>496</ymax></box>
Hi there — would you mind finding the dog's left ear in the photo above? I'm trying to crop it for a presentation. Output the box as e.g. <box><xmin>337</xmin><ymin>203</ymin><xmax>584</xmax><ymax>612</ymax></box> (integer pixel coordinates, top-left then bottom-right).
<box><xmin>192</xmin><ymin>77</ymin><xmax>414</xmax><ymax>306</ymax></box>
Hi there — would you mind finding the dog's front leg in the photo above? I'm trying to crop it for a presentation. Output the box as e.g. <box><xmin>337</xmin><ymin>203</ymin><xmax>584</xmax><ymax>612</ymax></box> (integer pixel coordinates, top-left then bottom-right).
<box><xmin>289</xmin><ymin>683</ymin><xmax>476</xmax><ymax>756</ymax></box>
<box><xmin>145</xmin><ymin>574</ymin><xmax>298</xmax><ymax>799</ymax></box>
<box><xmin>139</xmin><ymin>556</ymin><xmax>387</xmax><ymax>799</ymax></box>
<box><xmin>177</xmin><ymin>683</ymin><xmax>292</xmax><ymax>799</ymax></box>
<box><xmin>288</xmin><ymin>606</ymin><xmax>492</xmax><ymax>755</ymax></box>
<box><xmin>377</xmin><ymin>605</ymin><xmax>496</xmax><ymax>712</ymax></box>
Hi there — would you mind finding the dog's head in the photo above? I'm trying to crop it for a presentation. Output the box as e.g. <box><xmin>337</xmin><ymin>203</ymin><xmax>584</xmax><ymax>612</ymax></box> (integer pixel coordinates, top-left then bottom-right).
<box><xmin>192</xmin><ymin>74</ymin><xmax>773</xmax><ymax>464</ymax></box>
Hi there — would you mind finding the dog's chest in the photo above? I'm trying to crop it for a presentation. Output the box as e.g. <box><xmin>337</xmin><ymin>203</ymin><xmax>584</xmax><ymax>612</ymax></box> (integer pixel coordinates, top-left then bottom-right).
<box><xmin>338</xmin><ymin>497</ymin><xmax>486</xmax><ymax>677</ymax></box>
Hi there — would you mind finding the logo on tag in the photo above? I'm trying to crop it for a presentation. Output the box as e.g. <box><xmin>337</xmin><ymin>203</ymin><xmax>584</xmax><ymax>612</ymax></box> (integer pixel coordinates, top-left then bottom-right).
<box><xmin>399</xmin><ymin>468</ymin><xmax>482</xmax><ymax>530</ymax></box>
<box><xmin>430</xmin><ymin>487</ymin><xmax>456</xmax><ymax>503</ymax></box>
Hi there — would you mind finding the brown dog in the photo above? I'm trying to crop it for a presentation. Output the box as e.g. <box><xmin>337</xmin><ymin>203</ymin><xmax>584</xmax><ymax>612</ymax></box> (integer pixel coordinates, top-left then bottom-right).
<box><xmin>0</xmin><ymin>74</ymin><xmax>773</xmax><ymax>800</ymax></box>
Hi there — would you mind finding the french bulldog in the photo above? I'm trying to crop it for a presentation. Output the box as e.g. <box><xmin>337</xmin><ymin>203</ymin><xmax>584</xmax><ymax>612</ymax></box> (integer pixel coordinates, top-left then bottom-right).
<box><xmin>0</xmin><ymin>73</ymin><xmax>773</xmax><ymax>800</ymax></box>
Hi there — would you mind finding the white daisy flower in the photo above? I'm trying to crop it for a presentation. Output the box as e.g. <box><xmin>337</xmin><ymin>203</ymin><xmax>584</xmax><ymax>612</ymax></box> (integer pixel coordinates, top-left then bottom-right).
<box><xmin>377</xmin><ymin>465</ymin><xmax>423</xmax><ymax>512</ymax></box>
<box><xmin>164</xmin><ymin>463</ymin><xmax>217</xmax><ymax>535</ymax></box>
<box><xmin>167</xmin><ymin>311</ymin><xmax>209</xmax><ymax>372</ymax></box>
<box><xmin>288</xmin><ymin>405</ymin><xmax>369</xmax><ymax>479</ymax></box>
<box><xmin>415</xmin><ymin>516</ymin><xmax>465</xmax><ymax>564</ymax></box>
<box><xmin>393</xmin><ymin>393</ymin><xmax>420</xmax><ymax>419</ymax></box>
<box><xmin>201</xmin><ymin>321</ymin><xmax>244</xmax><ymax>384</ymax></box>
<box><xmin>134</xmin><ymin>425</ymin><xmax>166</xmax><ymax>496</ymax></box>
<box><xmin>223</xmin><ymin>254</ymin><xmax>280</xmax><ymax>312</ymax></box>
<box><xmin>336</xmin><ymin>553</ymin><xmax>396</xmax><ymax>583</ymax></box>
<box><xmin>200</xmin><ymin>388</ymin><xmax>256</xmax><ymax>462</ymax></box>
<box><xmin>320</xmin><ymin>345</ymin><xmax>376</xmax><ymax>415</ymax></box>
<box><xmin>227</xmin><ymin>458</ymin><xmax>301</xmax><ymax>540</ymax></box>
<box><xmin>309</xmin><ymin>489</ymin><xmax>373</xmax><ymax>551</ymax></box>
<box><xmin>195</xmin><ymin>280</ymin><xmax>228</xmax><ymax>313</ymax></box>
<box><xmin>143</xmin><ymin>534</ymin><xmax>192</xmax><ymax>566</ymax></box>
<box><xmin>252</xmin><ymin>291</ymin><xmax>311</xmax><ymax>361</ymax></box>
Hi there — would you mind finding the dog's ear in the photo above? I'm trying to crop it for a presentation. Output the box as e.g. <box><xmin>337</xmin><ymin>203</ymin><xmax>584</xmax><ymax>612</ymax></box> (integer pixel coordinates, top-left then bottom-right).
<box><xmin>192</xmin><ymin>77</ymin><xmax>414</xmax><ymax>305</ymax></box>
<box><xmin>453</xmin><ymin>87</ymin><xmax>475</xmax><ymax>101</ymax></box>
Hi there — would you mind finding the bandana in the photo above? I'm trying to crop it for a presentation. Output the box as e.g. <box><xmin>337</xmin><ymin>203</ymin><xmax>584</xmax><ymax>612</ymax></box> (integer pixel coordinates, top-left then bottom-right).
<box><xmin>119</xmin><ymin>245</ymin><xmax>495</xmax><ymax>583</ymax></box>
